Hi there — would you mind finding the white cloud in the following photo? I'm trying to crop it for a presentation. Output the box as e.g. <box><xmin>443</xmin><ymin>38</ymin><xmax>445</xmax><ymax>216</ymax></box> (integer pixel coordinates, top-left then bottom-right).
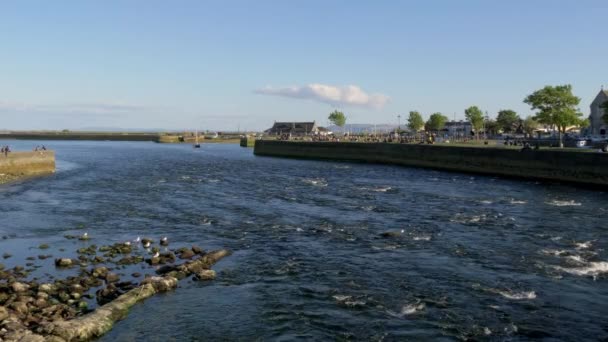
<box><xmin>255</xmin><ymin>84</ymin><xmax>389</xmax><ymax>108</ymax></box>
<box><xmin>0</xmin><ymin>101</ymin><xmax>150</xmax><ymax>116</ymax></box>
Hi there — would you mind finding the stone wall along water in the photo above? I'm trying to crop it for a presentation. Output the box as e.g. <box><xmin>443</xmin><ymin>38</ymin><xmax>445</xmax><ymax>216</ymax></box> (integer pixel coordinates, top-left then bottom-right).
<box><xmin>254</xmin><ymin>140</ymin><xmax>608</xmax><ymax>186</ymax></box>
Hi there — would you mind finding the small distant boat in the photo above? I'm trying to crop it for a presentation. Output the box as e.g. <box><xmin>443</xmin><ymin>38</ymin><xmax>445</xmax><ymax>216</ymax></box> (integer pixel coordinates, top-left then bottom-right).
<box><xmin>193</xmin><ymin>130</ymin><xmax>201</xmax><ymax>148</ymax></box>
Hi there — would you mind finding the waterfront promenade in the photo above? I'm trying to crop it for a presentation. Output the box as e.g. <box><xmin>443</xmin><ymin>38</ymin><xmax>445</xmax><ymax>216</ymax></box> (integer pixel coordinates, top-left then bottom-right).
<box><xmin>254</xmin><ymin>139</ymin><xmax>608</xmax><ymax>187</ymax></box>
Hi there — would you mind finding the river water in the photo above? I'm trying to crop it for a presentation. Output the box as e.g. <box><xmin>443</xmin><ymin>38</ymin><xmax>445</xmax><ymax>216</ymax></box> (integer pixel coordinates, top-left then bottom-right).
<box><xmin>1</xmin><ymin>141</ymin><xmax>607</xmax><ymax>341</ymax></box>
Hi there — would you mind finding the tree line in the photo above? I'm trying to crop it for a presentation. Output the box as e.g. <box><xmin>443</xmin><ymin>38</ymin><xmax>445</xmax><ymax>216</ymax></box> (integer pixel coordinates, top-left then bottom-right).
<box><xmin>328</xmin><ymin>84</ymin><xmax>606</xmax><ymax>147</ymax></box>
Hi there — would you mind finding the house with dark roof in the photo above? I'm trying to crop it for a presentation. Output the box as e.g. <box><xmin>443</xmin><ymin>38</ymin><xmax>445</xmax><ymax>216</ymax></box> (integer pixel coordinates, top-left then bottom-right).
<box><xmin>264</xmin><ymin>121</ymin><xmax>322</xmax><ymax>136</ymax></box>
<box><xmin>589</xmin><ymin>88</ymin><xmax>608</xmax><ymax>136</ymax></box>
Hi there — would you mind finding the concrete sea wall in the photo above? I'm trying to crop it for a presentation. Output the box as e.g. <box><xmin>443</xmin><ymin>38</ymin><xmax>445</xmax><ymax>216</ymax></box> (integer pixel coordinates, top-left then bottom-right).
<box><xmin>0</xmin><ymin>151</ymin><xmax>56</xmax><ymax>180</ymax></box>
<box><xmin>240</xmin><ymin>137</ymin><xmax>255</xmax><ymax>147</ymax></box>
<box><xmin>254</xmin><ymin>140</ymin><xmax>608</xmax><ymax>186</ymax></box>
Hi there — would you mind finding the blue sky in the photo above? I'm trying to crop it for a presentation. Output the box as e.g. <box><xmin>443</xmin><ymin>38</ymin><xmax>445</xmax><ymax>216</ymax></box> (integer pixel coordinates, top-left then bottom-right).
<box><xmin>0</xmin><ymin>0</ymin><xmax>606</xmax><ymax>131</ymax></box>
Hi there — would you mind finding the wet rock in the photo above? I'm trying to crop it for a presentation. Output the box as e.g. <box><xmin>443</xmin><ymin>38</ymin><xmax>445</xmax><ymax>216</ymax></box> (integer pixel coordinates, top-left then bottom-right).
<box><xmin>131</xmin><ymin>272</ymin><xmax>141</xmax><ymax>278</ymax></box>
<box><xmin>0</xmin><ymin>263</ymin><xmax>4</xmax><ymax>270</ymax></box>
<box><xmin>38</xmin><ymin>244</ymin><xmax>50</xmax><ymax>250</ymax></box>
<box><xmin>26</xmin><ymin>256</ymin><xmax>36</xmax><ymax>261</ymax></box>
<box><xmin>36</xmin><ymin>292</ymin><xmax>49</xmax><ymax>300</ymax></box>
<box><xmin>116</xmin><ymin>281</ymin><xmax>136</xmax><ymax>291</ymax></box>
<box><xmin>193</xmin><ymin>270</ymin><xmax>216</xmax><ymax>281</ymax></box>
<box><xmin>380</xmin><ymin>231</ymin><xmax>404</xmax><ymax>238</ymax></box>
<box><xmin>91</xmin><ymin>266</ymin><xmax>109</xmax><ymax>279</ymax></box>
<box><xmin>3</xmin><ymin>253</ymin><xmax>12</xmax><ymax>259</ymax></box>
<box><xmin>55</xmin><ymin>258</ymin><xmax>73</xmax><ymax>267</ymax></box>
<box><xmin>58</xmin><ymin>292</ymin><xmax>70</xmax><ymax>303</ymax></box>
<box><xmin>70</xmin><ymin>283</ymin><xmax>85</xmax><ymax>294</ymax></box>
<box><xmin>38</xmin><ymin>283</ymin><xmax>54</xmax><ymax>293</ymax></box>
<box><xmin>156</xmin><ymin>265</ymin><xmax>178</xmax><ymax>274</ymax></box>
<box><xmin>117</xmin><ymin>255</ymin><xmax>143</xmax><ymax>265</ymax></box>
<box><xmin>34</xmin><ymin>298</ymin><xmax>49</xmax><ymax>309</ymax></box>
<box><xmin>192</xmin><ymin>246</ymin><xmax>204</xmax><ymax>255</ymax></box>
<box><xmin>98</xmin><ymin>246</ymin><xmax>111</xmax><ymax>252</ymax></box>
<box><xmin>37</xmin><ymin>254</ymin><xmax>51</xmax><ymax>260</ymax></box>
<box><xmin>71</xmin><ymin>292</ymin><xmax>81</xmax><ymax>300</ymax></box>
<box><xmin>179</xmin><ymin>249</ymin><xmax>195</xmax><ymax>260</ymax></box>
<box><xmin>77</xmin><ymin>300</ymin><xmax>88</xmax><ymax>310</ymax></box>
<box><xmin>93</xmin><ymin>255</ymin><xmax>106</xmax><ymax>263</ymax></box>
<box><xmin>77</xmin><ymin>245</ymin><xmax>97</xmax><ymax>255</ymax></box>
<box><xmin>11</xmin><ymin>282</ymin><xmax>30</xmax><ymax>293</ymax></box>
<box><xmin>9</xmin><ymin>301</ymin><xmax>29</xmax><ymax>315</ymax></box>
<box><xmin>40</xmin><ymin>304</ymin><xmax>76</xmax><ymax>320</ymax></box>
<box><xmin>0</xmin><ymin>305</ymin><xmax>8</xmax><ymax>321</ymax></box>
<box><xmin>26</xmin><ymin>262</ymin><xmax>35</xmax><ymax>267</ymax></box>
<box><xmin>105</xmin><ymin>273</ymin><xmax>120</xmax><ymax>283</ymax></box>
<box><xmin>146</xmin><ymin>256</ymin><xmax>161</xmax><ymax>265</ymax></box>
<box><xmin>96</xmin><ymin>284</ymin><xmax>120</xmax><ymax>305</ymax></box>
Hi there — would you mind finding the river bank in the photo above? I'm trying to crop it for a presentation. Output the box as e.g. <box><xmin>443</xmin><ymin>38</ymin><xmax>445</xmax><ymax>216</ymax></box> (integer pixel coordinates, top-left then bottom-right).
<box><xmin>254</xmin><ymin>140</ymin><xmax>608</xmax><ymax>187</ymax></box>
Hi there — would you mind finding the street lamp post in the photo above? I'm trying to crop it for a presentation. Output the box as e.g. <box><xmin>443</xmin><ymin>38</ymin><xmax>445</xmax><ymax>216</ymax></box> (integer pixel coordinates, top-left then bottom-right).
<box><xmin>397</xmin><ymin>114</ymin><xmax>401</xmax><ymax>133</ymax></box>
<box><xmin>484</xmin><ymin>111</ymin><xmax>489</xmax><ymax>140</ymax></box>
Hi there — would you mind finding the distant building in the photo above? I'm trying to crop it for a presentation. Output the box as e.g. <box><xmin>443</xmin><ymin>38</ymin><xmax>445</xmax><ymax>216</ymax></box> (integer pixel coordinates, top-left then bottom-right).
<box><xmin>444</xmin><ymin>121</ymin><xmax>472</xmax><ymax>137</ymax></box>
<box><xmin>589</xmin><ymin>88</ymin><xmax>608</xmax><ymax>136</ymax></box>
<box><xmin>265</xmin><ymin>121</ymin><xmax>323</xmax><ymax>136</ymax></box>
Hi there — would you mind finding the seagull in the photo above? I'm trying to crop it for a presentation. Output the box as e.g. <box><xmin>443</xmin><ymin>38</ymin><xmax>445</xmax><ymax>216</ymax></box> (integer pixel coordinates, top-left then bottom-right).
<box><xmin>400</xmin><ymin>229</ymin><xmax>405</xmax><ymax>233</ymax></box>
<box><xmin>160</xmin><ymin>236</ymin><xmax>168</xmax><ymax>246</ymax></box>
<box><xmin>135</xmin><ymin>236</ymin><xmax>141</xmax><ymax>243</ymax></box>
<box><xmin>153</xmin><ymin>252</ymin><xmax>160</xmax><ymax>258</ymax></box>
<box><xmin>79</xmin><ymin>232</ymin><xmax>89</xmax><ymax>240</ymax></box>
<box><xmin>143</xmin><ymin>241</ymin><xmax>151</xmax><ymax>248</ymax></box>
<box><xmin>124</xmin><ymin>241</ymin><xmax>131</xmax><ymax>246</ymax></box>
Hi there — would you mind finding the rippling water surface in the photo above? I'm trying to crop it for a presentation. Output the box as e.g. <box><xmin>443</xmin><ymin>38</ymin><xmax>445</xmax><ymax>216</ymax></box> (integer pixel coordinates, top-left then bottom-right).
<box><xmin>1</xmin><ymin>141</ymin><xmax>608</xmax><ymax>340</ymax></box>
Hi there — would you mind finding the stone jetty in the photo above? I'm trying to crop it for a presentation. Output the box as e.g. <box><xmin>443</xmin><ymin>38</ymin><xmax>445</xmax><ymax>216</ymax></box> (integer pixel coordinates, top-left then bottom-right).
<box><xmin>0</xmin><ymin>237</ymin><xmax>231</xmax><ymax>341</ymax></box>
<box><xmin>0</xmin><ymin>151</ymin><xmax>55</xmax><ymax>185</ymax></box>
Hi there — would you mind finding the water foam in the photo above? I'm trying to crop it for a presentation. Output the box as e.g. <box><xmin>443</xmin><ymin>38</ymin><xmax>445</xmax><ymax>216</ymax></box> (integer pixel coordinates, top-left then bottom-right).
<box><xmin>302</xmin><ymin>178</ymin><xmax>328</xmax><ymax>187</ymax></box>
<box><xmin>497</xmin><ymin>290</ymin><xmax>537</xmax><ymax>300</ymax></box>
<box><xmin>555</xmin><ymin>261</ymin><xmax>608</xmax><ymax>277</ymax></box>
<box><xmin>387</xmin><ymin>302</ymin><xmax>425</xmax><ymax>318</ymax></box>
<box><xmin>546</xmin><ymin>200</ymin><xmax>581</xmax><ymax>207</ymax></box>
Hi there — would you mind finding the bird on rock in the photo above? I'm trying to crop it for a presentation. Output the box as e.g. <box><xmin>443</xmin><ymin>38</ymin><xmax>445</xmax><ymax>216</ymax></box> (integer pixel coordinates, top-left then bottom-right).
<box><xmin>160</xmin><ymin>236</ymin><xmax>168</xmax><ymax>246</ymax></box>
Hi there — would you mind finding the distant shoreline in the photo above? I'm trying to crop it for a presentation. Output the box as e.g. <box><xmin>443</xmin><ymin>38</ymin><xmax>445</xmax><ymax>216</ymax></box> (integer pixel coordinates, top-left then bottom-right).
<box><xmin>0</xmin><ymin>132</ymin><xmax>244</xmax><ymax>144</ymax></box>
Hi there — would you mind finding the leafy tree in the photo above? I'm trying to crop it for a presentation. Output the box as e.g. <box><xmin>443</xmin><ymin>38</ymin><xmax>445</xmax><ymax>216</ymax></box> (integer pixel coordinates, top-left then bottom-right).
<box><xmin>522</xmin><ymin>116</ymin><xmax>539</xmax><ymax>138</ymax></box>
<box><xmin>425</xmin><ymin>112</ymin><xmax>448</xmax><ymax>132</ymax></box>
<box><xmin>328</xmin><ymin>110</ymin><xmax>346</xmax><ymax>127</ymax></box>
<box><xmin>407</xmin><ymin>111</ymin><xmax>425</xmax><ymax>132</ymax></box>
<box><xmin>602</xmin><ymin>101</ymin><xmax>608</xmax><ymax>125</ymax></box>
<box><xmin>496</xmin><ymin>109</ymin><xmax>520</xmax><ymax>133</ymax></box>
<box><xmin>465</xmin><ymin>106</ymin><xmax>484</xmax><ymax>139</ymax></box>
<box><xmin>579</xmin><ymin>118</ymin><xmax>590</xmax><ymax>129</ymax></box>
<box><xmin>484</xmin><ymin>118</ymin><xmax>500</xmax><ymax>136</ymax></box>
<box><xmin>524</xmin><ymin>84</ymin><xmax>582</xmax><ymax>147</ymax></box>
